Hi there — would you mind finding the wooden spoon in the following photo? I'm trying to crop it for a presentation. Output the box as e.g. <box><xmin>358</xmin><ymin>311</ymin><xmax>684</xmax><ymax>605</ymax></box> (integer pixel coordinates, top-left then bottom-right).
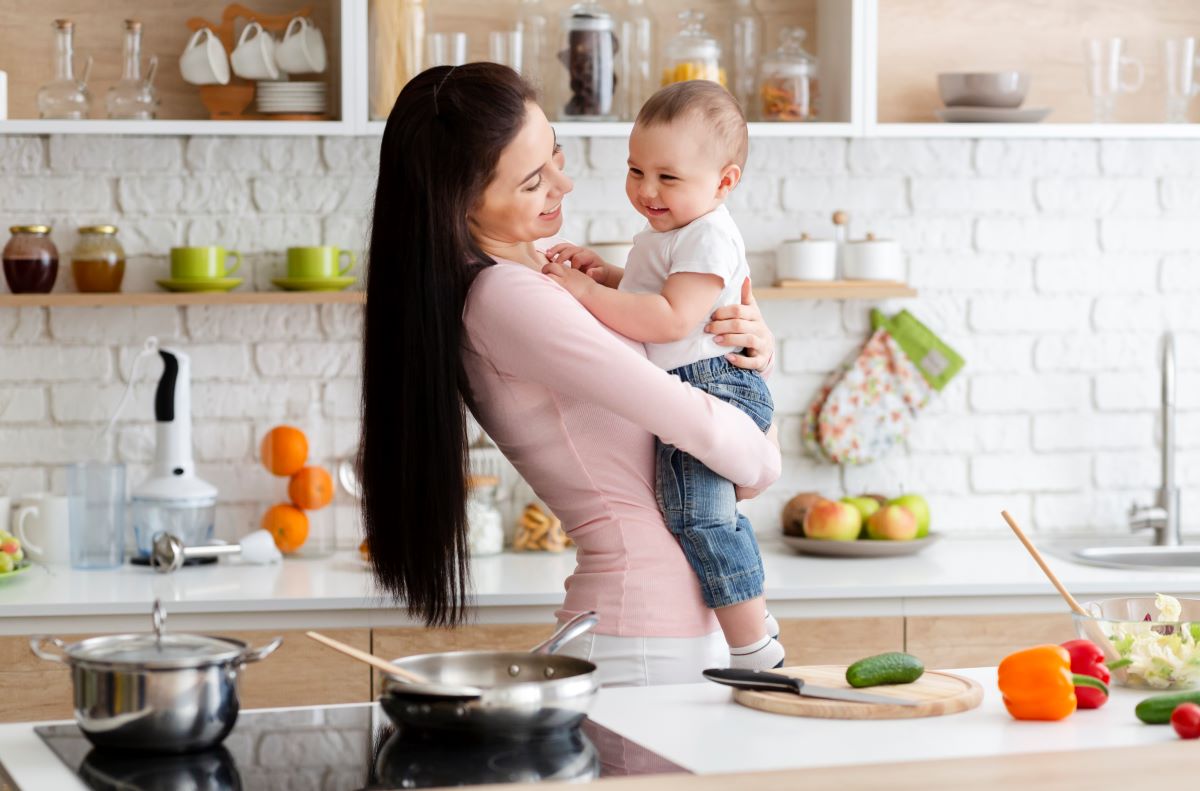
<box><xmin>1000</xmin><ymin>510</ymin><xmax>1119</xmax><ymax>661</ymax></box>
<box><xmin>305</xmin><ymin>630</ymin><xmax>430</xmax><ymax>684</ymax></box>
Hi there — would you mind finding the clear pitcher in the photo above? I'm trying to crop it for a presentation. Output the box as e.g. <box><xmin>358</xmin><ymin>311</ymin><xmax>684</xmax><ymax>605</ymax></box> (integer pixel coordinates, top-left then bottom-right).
<box><xmin>38</xmin><ymin>19</ymin><xmax>92</xmax><ymax>119</ymax></box>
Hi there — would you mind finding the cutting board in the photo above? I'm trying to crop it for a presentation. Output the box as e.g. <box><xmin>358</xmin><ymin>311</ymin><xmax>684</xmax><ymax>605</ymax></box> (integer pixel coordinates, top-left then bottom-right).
<box><xmin>731</xmin><ymin>665</ymin><xmax>983</xmax><ymax>720</ymax></box>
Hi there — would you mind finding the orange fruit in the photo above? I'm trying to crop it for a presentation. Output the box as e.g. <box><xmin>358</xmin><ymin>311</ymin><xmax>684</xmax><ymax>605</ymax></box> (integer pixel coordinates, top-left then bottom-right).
<box><xmin>260</xmin><ymin>426</ymin><xmax>308</xmax><ymax>477</ymax></box>
<box><xmin>288</xmin><ymin>466</ymin><xmax>334</xmax><ymax>511</ymax></box>
<box><xmin>262</xmin><ymin>503</ymin><xmax>309</xmax><ymax>554</ymax></box>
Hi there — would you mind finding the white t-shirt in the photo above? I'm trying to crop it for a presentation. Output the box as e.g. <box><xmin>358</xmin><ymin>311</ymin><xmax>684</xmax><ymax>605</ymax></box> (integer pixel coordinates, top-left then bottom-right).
<box><xmin>617</xmin><ymin>205</ymin><xmax>749</xmax><ymax>372</ymax></box>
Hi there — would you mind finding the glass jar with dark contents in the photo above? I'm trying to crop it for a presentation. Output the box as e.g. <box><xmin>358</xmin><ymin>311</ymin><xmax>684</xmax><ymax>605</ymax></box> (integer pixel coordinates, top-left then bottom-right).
<box><xmin>3</xmin><ymin>226</ymin><xmax>59</xmax><ymax>294</ymax></box>
<box><xmin>71</xmin><ymin>225</ymin><xmax>126</xmax><ymax>292</ymax></box>
<box><xmin>559</xmin><ymin>1</ymin><xmax>618</xmax><ymax>120</ymax></box>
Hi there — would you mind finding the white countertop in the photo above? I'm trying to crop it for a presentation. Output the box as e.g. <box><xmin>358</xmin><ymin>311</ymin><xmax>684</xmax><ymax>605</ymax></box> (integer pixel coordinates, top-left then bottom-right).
<box><xmin>2</xmin><ymin>536</ymin><xmax>1198</xmax><ymax>633</ymax></box>
<box><xmin>0</xmin><ymin>667</ymin><xmax>1181</xmax><ymax>789</ymax></box>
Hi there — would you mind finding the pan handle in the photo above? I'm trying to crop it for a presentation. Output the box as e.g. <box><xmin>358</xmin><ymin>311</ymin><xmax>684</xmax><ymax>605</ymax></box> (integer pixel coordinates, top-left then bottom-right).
<box><xmin>238</xmin><ymin>636</ymin><xmax>283</xmax><ymax>665</ymax></box>
<box><xmin>531</xmin><ymin>610</ymin><xmax>598</xmax><ymax>655</ymax></box>
<box><xmin>30</xmin><ymin>636</ymin><xmax>68</xmax><ymax>664</ymax></box>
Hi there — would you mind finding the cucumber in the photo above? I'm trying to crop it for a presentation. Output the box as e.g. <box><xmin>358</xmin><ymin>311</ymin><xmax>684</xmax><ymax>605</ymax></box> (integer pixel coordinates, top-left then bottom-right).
<box><xmin>845</xmin><ymin>652</ymin><xmax>925</xmax><ymax>688</ymax></box>
<box><xmin>1135</xmin><ymin>690</ymin><xmax>1200</xmax><ymax>724</ymax></box>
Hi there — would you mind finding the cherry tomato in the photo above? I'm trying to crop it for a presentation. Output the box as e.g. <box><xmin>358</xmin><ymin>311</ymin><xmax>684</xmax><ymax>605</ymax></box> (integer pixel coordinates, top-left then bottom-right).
<box><xmin>1171</xmin><ymin>703</ymin><xmax>1200</xmax><ymax>740</ymax></box>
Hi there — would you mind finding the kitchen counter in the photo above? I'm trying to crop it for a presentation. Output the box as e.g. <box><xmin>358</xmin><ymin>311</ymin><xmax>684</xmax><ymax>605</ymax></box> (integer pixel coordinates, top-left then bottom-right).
<box><xmin>2</xmin><ymin>536</ymin><xmax>1198</xmax><ymax>634</ymax></box>
<box><xmin>0</xmin><ymin>667</ymin><xmax>1192</xmax><ymax>790</ymax></box>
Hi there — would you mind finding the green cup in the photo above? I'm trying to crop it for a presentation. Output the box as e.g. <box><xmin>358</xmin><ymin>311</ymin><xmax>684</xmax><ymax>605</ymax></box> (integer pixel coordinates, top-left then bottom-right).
<box><xmin>286</xmin><ymin>246</ymin><xmax>356</xmax><ymax>279</ymax></box>
<box><xmin>170</xmin><ymin>247</ymin><xmax>242</xmax><ymax>279</ymax></box>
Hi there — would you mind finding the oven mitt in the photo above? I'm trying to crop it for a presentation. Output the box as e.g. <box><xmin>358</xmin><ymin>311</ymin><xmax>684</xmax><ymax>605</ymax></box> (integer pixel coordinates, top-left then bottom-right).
<box><xmin>802</xmin><ymin>310</ymin><xmax>964</xmax><ymax>465</ymax></box>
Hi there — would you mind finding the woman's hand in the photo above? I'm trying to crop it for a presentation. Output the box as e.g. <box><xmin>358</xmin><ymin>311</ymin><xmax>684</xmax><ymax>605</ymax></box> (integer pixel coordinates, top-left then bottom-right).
<box><xmin>735</xmin><ymin>423</ymin><xmax>779</xmax><ymax>501</ymax></box>
<box><xmin>707</xmin><ymin>277</ymin><xmax>775</xmax><ymax>372</ymax></box>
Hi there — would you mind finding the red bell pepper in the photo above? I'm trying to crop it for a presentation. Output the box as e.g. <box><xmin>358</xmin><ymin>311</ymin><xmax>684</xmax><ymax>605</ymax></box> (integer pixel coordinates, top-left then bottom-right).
<box><xmin>1060</xmin><ymin>639</ymin><xmax>1110</xmax><ymax>709</ymax></box>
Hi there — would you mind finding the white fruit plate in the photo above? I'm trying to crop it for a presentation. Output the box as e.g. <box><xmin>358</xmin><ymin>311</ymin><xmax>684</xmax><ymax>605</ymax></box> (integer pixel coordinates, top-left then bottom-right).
<box><xmin>781</xmin><ymin>533</ymin><xmax>941</xmax><ymax>558</ymax></box>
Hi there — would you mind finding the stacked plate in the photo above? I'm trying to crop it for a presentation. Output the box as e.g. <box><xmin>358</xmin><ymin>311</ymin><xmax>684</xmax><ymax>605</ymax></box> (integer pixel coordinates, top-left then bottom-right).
<box><xmin>257</xmin><ymin>80</ymin><xmax>327</xmax><ymax>114</ymax></box>
<box><xmin>934</xmin><ymin>71</ymin><xmax>1050</xmax><ymax>123</ymax></box>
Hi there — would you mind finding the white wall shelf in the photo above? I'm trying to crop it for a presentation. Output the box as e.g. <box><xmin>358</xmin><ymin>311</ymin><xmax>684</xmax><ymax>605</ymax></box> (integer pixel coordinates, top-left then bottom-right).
<box><xmin>0</xmin><ymin>119</ymin><xmax>357</xmax><ymax>136</ymax></box>
<box><xmin>868</xmin><ymin>122</ymin><xmax>1200</xmax><ymax>139</ymax></box>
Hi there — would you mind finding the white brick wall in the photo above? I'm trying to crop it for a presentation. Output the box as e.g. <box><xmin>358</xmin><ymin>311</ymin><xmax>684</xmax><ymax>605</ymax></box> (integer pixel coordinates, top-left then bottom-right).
<box><xmin>0</xmin><ymin>134</ymin><xmax>1196</xmax><ymax>543</ymax></box>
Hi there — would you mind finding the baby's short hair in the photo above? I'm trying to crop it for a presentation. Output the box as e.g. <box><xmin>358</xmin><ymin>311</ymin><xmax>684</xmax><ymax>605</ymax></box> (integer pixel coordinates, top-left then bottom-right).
<box><xmin>635</xmin><ymin>81</ymin><xmax>749</xmax><ymax>169</ymax></box>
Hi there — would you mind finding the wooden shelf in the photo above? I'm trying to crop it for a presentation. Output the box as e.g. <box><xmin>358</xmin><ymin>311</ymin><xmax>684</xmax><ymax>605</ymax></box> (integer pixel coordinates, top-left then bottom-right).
<box><xmin>0</xmin><ymin>291</ymin><xmax>365</xmax><ymax>308</ymax></box>
<box><xmin>756</xmin><ymin>281</ymin><xmax>917</xmax><ymax>300</ymax></box>
<box><xmin>0</xmin><ymin>282</ymin><xmax>915</xmax><ymax>308</ymax></box>
<box><xmin>870</xmin><ymin>123</ymin><xmax>1200</xmax><ymax>139</ymax></box>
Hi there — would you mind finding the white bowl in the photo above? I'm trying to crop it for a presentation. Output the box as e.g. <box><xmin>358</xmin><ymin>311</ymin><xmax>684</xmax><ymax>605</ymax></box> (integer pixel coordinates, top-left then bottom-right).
<box><xmin>938</xmin><ymin>71</ymin><xmax>1030</xmax><ymax>108</ymax></box>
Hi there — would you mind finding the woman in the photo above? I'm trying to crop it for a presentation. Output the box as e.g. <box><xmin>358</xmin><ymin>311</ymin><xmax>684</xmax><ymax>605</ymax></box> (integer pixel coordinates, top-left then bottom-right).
<box><xmin>361</xmin><ymin>64</ymin><xmax>779</xmax><ymax>685</ymax></box>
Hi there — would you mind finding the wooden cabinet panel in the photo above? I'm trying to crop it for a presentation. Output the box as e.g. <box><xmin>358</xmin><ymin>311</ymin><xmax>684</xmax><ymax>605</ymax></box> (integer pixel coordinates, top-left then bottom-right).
<box><xmin>777</xmin><ymin>617</ymin><xmax>905</xmax><ymax>665</ymax></box>
<box><xmin>906</xmin><ymin>614</ymin><xmax>1076</xmax><ymax>669</ymax></box>
<box><xmin>0</xmin><ymin>633</ymin><xmax>87</xmax><ymax>723</ymax></box>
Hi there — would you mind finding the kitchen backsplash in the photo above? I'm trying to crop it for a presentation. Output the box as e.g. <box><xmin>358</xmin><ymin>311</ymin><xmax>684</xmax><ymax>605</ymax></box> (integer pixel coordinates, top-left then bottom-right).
<box><xmin>0</xmin><ymin>133</ymin><xmax>1197</xmax><ymax>544</ymax></box>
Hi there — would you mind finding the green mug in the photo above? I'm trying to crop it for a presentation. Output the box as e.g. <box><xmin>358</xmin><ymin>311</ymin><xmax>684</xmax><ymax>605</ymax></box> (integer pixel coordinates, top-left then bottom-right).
<box><xmin>286</xmin><ymin>246</ymin><xmax>356</xmax><ymax>279</ymax></box>
<box><xmin>170</xmin><ymin>247</ymin><xmax>242</xmax><ymax>279</ymax></box>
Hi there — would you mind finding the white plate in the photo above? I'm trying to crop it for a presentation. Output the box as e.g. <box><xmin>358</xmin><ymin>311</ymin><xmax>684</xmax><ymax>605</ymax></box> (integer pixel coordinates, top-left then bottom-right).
<box><xmin>780</xmin><ymin>533</ymin><xmax>942</xmax><ymax>558</ymax></box>
<box><xmin>935</xmin><ymin>106</ymin><xmax>1051</xmax><ymax>123</ymax></box>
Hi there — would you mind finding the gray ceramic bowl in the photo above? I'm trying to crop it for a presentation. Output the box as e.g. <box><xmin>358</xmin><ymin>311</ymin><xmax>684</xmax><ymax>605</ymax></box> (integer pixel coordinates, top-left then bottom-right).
<box><xmin>937</xmin><ymin>71</ymin><xmax>1030</xmax><ymax>108</ymax></box>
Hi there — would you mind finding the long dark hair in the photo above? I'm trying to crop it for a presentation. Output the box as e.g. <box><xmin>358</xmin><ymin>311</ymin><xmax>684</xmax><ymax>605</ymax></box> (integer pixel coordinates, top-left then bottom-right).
<box><xmin>360</xmin><ymin>64</ymin><xmax>536</xmax><ymax>626</ymax></box>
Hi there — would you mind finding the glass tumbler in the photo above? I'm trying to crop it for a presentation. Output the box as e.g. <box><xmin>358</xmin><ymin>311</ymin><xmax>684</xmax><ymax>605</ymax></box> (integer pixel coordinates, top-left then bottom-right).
<box><xmin>1163</xmin><ymin>37</ymin><xmax>1200</xmax><ymax>123</ymax></box>
<box><xmin>1084</xmin><ymin>37</ymin><xmax>1144</xmax><ymax>123</ymax></box>
<box><xmin>489</xmin><ymin>30</ymin><xmax>524</xmax><ymax>72</ymax></box>
<box><xmin>67</xmin><ymin>462</ymin><xmax>126</xmax><ymax>569</ymax></box>
<box><xmin>426</xmin><ymin>32</ymin><xmax>468</xmax><ymax>68</ymax></box>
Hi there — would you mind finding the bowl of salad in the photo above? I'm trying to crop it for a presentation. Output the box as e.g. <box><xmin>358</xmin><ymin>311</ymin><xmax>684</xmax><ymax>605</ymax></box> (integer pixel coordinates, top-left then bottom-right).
<box><xmin>1074</xmin><ymin>594</ymin><xmax>1200</xmax><ymax>690</ymax></box>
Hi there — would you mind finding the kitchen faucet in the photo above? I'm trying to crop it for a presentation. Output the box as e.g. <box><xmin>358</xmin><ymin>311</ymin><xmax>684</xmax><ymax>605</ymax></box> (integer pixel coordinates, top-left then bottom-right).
<box><xmin>1129</xmin><ymin>333</ymin><xmax>1181</xmax><ymax>546</ymax></box>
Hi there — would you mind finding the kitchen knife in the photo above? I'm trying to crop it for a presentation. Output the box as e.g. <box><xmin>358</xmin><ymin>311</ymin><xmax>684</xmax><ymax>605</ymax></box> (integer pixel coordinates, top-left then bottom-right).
<box><xmin>702</xmin><ymin>668</ymin><xmax>920</xmax><ymax>706</ymax></box>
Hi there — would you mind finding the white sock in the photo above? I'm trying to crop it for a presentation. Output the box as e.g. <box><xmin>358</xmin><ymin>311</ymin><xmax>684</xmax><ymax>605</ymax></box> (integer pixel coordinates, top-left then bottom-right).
<box><xmin>764</xmin><ymin>611</ymin><xmax>780</xmax><ymax>640</ymax></box>
<box><xmin>729</xmin><ymin>636</ymin><xmax>786</xmax><ymax>671</ymax></box>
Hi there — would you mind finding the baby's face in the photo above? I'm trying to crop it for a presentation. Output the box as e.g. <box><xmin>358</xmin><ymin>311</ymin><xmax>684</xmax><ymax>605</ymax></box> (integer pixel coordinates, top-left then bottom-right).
<box><xmin>625</xmin><ymin>117</ymin><xmax>739</xmax><ymax>232</ymax></box>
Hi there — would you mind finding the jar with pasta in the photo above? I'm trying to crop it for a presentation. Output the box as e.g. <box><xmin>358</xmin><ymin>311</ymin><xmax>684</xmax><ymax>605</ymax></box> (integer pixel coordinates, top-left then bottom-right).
<box><xmin>759</xmin><ymin>26</ymin><xmax>819</xmax><ymax>121</ymax></box>
<box><xmin>661</xmin><ymin>10</ymin><xmax>724</xmax><ymax>87</ymax></box>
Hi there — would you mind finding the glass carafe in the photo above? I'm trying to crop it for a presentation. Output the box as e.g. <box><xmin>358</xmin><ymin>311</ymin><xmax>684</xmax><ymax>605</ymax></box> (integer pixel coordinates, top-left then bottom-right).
<box><xmin>619</xmin><ymin>0</ymin><xmax>655</xmax><ymax>120</ymax></box>
<box><xmin>731</xmin><ymin>0</ymin><xmax>763</xmax><ymax>118</ymax></box>
<box><xmin>38</xmin><ymin>19</ymin><xmax>92</xmax><ymax>119</ymax></box>
<box><xmin>107</xmin><ymin>19</ymin><xmax>158</xmax><ymax>120</ymax></box>
<box><xmin>662</xmin><ymin>10</ymin><xmax>724</xmax><ymax>87</ymax></box>
<box><xmin>760</xmin><ymin>27</ymin><xmax>819</xmax><ymax>121</ymax></box>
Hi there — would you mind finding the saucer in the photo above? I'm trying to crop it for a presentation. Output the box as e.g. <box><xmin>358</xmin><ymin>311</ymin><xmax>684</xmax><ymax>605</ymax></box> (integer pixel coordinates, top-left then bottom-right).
<box><xmin>272</xmin><ymin>276</ymin><xmax>357</xmax><ymax>292</ymax></box>
<box><xmin>156</xmin><ymin>277</ymin><xmax>243</xmax><ymax>293</ymax></box>
<box><xmin>935</xmin><ymin>106</ymin><xmax>1051</xmax><ymax>123</ymax></box>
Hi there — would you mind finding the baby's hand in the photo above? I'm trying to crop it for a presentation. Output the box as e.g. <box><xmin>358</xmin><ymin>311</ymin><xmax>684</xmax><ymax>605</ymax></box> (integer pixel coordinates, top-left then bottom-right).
<box><xmin>542</xmin><ymin>260</ymin><xmax>597</xmax><ymax>301</ymax></box>
<box><xmin>545</xmin><ymin>243</ymin><xmax>609</xmax><ymax>284</ymax></box>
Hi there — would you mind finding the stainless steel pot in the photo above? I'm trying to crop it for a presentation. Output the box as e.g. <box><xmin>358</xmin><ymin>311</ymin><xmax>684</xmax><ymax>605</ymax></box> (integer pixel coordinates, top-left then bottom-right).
<box><xmin>379</xmin><ymin>611</ymin><xmax>599</xmax><ymax>738</ymax></box>
<box><xmin>30</xmin><ymin>600</ymin><xmax>280</xmax><ymax>754</ymax></box>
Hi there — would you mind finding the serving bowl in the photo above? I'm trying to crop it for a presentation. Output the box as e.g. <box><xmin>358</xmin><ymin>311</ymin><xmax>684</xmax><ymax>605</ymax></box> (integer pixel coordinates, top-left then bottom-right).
<box><xmin>937</xmin><ymin>71</ymin><xmax>1030</xmax><ymax>108</ymax></box>
<box><xmin>1073</xmin><ymin>596</ymin><xmax>1200</xmax><ymax>690</ymax></box>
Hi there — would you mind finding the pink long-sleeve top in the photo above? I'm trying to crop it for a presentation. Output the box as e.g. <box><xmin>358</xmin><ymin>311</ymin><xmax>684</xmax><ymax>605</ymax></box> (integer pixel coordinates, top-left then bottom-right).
<box><xmin>462</xmin><ymin>257</ymin><xmax>781</xmax><ymax>637</ymax></box>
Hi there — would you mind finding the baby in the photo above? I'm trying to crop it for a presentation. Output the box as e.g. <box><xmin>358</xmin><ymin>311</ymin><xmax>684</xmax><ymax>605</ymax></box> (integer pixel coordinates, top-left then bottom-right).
<box><xmin>543</xmin><ymin>81</ymin><xmax>782</xmax><ymax>671</ymax></box>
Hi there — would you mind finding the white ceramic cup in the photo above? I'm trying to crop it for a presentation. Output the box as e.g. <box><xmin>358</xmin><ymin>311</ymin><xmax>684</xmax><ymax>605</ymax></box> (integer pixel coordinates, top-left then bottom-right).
<box><xmin>14</xmin><ymin>493</ymin><xmax>71</xmax><ymax>565</ymax></box>
<box><xmin>776</xmin><ymin>237</ymin><xmax>837</xmax><ymax>281</ymax></box>
<box><xmin>0</xmin><ymin>496</ymin><xmax>10</xmax><ymax>535</ymax></box>
<box><xmin>587</xmin><ymin>242</ymin><xmax>633</xmax><ymax>268</ymax></box>
<box><xmin>276</xmin><ymin>17</ymin><xmax>327</xmax><ymax>74</ymax></box>
<box><xmin>231</xmin><ymin>22</ymin><xmax>280</xmax><ymax>81</ymax></box>
<box><xmin>842</xmin><ymin>235</ymin><xmax>904</xmax><ymax>281</ymax></box>
<box><xmin>179</xmin><ymin>28</ymin><xmax>231</xmax><ymax>86</ymax></box>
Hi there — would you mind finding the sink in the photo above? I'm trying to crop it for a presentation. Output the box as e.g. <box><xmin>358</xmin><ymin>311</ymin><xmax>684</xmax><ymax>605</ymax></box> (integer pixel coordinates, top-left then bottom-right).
<box><xmin>1062</xmin><ymin>545</ymin><xmax>1200</xmax><ymax>571</ymax></box>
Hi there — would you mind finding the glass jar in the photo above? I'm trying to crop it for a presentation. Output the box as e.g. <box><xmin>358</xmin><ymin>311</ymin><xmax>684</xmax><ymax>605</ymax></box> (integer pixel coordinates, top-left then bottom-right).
<box><xmin>760</xmin><ymin>27</ymin><xmax>819</xmax><ymax>121</ymax></box>
<box><xmin>369</xmin><ymin>0</ymin><xmax>427</xmax><ymax>120</ymax></box>
<box><xmin>466</xmin><ymin>475</ymin><xmax>505</xmax><ymax>556</ymax></box>
<box><xmin>619</xmin><ymin>0</ymin><xmax>655</xmax><ymax>120</ymax></box>
<box><xmin>3</xmin><ymin>226</ymin><xmax>59</xmax><ymax>294</ymax></box>
<box><xmin>38</xmin><ymin>19</ymin><xmax>91</xmax><ymax>120</ymax></box>
<box><xmin>257</xmin><ymin>404</ymin><xmax>336</xmax><ymax>560</ymax></box>
<box><xmin>731</xmin><ymin>0</ymin><xmax>763</xmax><ymax>119</ymax></box>
<box><xmin>559</xmin><ymin>1</ymin><xmax>618</xmax><ymax>120</ymax></box>
<box><xmin>71</xmin><ymin>225</ymin><xmax>126</xmax><ymax>293</ymax></box>
<box><xmin>106</xmin><ymin>19</ymin><xmax>158</xmax><ymax>120</ymax></box>
<box><xmin>662</xmin><ymin>10</ymin><xmax>724</xmax><ymax>87</ymax></box>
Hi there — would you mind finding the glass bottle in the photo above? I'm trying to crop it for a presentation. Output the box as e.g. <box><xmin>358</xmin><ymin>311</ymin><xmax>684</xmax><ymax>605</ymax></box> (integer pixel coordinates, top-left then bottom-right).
<box><xmin>466</xmin><ymin>475</ymin><xmax>505</xmax><ymax>556</ymax></box>
<box><xmin>518</xmin><ymin>0</ymin><xmax>552</xmax><ymax>93</ymax></box>
<box><xmin>369</xmin><ymin>0</ymin><xmax>427</xmax><ymax>120</ymax></box>
<box><xmin>619</xmin><ymin>0</ymin><xmax>655</xmax><ymax>120</ymax></box>
<box><xmin>71</xmin><ymin>225</ymin><xmax>126</xmax><ymax>293</ymax></box>
<box><xmin>662</xmin><ymin>10</ymin><xmax>724</xmax><ymax>87</ymax></box>
<box><xmin>107</xmin><ymin>20</ymin><xmax>158</xmax><ymax>120</ymax></box>
<box><xmin>38</xmin><ymin>19</ymin><xmax>91</xmax><ymax>119</ymax></box>
<box><xmin>559</xmin><ymin>1</ymin><xmax>618</xmax><ymax>120</ymax></box>
<box><xmin>731</xmin><ymin>0</ymin><xmax>763</xmax><ymax>119</ymax></box>
<box><xmin>760</xmin><ymin>27</ymin><xmax>819</xmax><ymax>121</ymax></box>
<box><xmin>3</xmin><ymin>226</ymin><xmax>59</xmax><ymax>294</ymax></box>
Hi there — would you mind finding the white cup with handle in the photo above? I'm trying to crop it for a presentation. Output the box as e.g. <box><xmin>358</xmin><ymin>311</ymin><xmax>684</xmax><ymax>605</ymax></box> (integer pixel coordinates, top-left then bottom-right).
<box><xmin>276</xmin><ymin>17</ymin><xmax>327</xmax><ymax>74</ymax></box>
<box><xmin>231</xmin><ymin>22</ymin><xmax>280</xmax><ymax>81</ymax></box>
<box><xmin>14</xmin><ymin>493</ymin><xmax>71</xmax><ymax>565</ymax></box>
<box><xmin>179</xmin><ymin>27</ymin><xmax>231</xmax><ymax>86</ymax></box>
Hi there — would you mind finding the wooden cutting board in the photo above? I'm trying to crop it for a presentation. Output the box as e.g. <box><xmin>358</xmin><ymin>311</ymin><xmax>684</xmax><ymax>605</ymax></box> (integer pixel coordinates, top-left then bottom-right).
<box><xmin>731</xmin><ymin>665</ymin><xmax>983</xmax><ymax>720</ymax></box>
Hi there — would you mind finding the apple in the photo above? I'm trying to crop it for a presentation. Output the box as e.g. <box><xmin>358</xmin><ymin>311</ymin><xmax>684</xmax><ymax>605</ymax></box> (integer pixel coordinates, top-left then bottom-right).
<box><xmin>889</xmin><ymin>494</ymin><xmax>931</xmax><ymax>538</ymax></box>
<box><xmin>866</xmin><ymin>505</ymin><xmax>918</xmax><ymax>541</ymax></box>
<box><xmin>803</xmin><ymin>499</ymin><xmax>863</xmax><ymax>541</ymax></box>
<box><xmin>782</xmin><ymin>492</ymin><xmax>824</xmax><ymax>537</ymax></box>
<box><xmin>0</xmin><ymin>553</ymin><xmax>12</xmax><ymax>573</ymax></box>
<box><xmin>840</xmin><ymin>496</ymin><xmax>881</xmax><ymax>530</ymax></box>
<box><xmin>0</xmin><ymin>538</ymin><xmax>19</xmax><ymax>555</ymax></box>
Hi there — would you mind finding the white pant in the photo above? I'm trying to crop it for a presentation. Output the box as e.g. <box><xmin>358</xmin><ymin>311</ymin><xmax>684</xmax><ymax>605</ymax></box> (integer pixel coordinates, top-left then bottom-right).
<box><xmin>556</xmin><ymin>626</ymin><xmax>727</xmax><ymax>687</ymax></box>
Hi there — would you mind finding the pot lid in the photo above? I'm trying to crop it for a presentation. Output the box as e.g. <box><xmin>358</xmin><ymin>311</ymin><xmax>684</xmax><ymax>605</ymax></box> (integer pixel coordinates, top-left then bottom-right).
<box><xmin>63</xmin><ymin>599</ymin><xmax>244</xmax><ymax>669</ymax></box>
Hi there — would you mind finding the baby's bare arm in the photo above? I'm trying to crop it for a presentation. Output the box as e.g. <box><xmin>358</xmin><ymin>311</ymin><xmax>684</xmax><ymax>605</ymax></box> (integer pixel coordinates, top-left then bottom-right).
<box><xmin>577</xmin><ymin>272</ymin><xmax>724</xmax><ymax>344</ymax></box>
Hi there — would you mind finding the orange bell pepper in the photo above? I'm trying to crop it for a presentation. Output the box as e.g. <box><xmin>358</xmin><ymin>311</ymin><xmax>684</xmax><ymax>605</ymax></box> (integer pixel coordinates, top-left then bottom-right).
<box><xmin>997</xmin><ymin>644</ymin><xmax>1110</xmax><ymax>721</ymax></box>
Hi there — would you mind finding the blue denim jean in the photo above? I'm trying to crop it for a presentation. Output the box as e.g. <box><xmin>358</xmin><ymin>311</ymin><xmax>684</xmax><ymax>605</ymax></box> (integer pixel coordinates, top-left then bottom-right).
<box><xmin>655</xmin><ymin>355</ymin><xmax>774</xmax><ymax>609</ymax></box>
